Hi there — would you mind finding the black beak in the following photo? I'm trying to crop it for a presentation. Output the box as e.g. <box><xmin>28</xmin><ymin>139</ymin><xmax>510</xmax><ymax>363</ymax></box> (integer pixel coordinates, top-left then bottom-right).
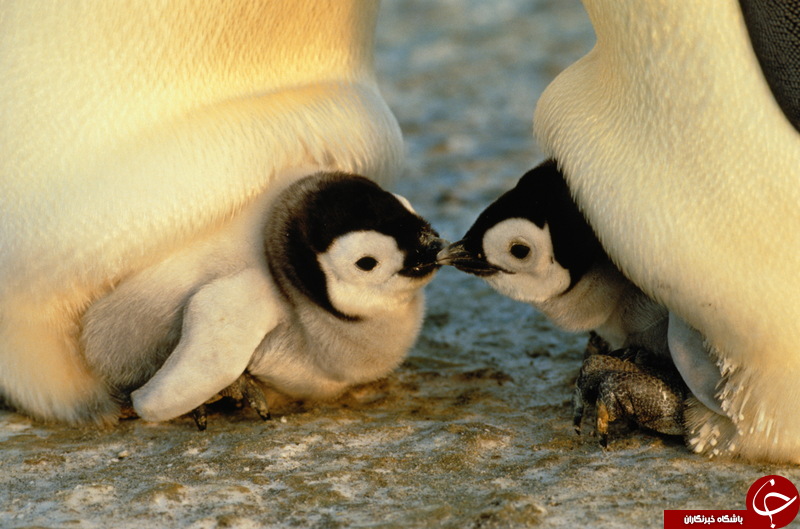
<box><xmin>399</xmin><ymin>232</ymin><xmax>447</xmax><ymax>278</ymax></box>
<box><xmin>436</xmin><ymin>240</ymin><xmax>502</xmax><ymax>277</ymax></box>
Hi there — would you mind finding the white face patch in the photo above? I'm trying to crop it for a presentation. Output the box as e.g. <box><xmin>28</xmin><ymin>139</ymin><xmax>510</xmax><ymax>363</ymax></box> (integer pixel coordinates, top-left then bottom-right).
<box><xmin>317</xmin><ymin>230</ymin><xmax>428</xmax><ymax>318</ymax></box>
<box><xmin>481</xmin><ymin>218</ymin><xmax>571</xmax><ymax>303</ymax></box>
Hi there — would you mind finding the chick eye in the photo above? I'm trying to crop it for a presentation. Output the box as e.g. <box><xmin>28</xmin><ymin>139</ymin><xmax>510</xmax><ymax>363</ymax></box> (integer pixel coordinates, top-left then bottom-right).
<box><xmin>510</xmin><ymin>243</ymin><xmax>531</xmax><ymax>259</ymax></box>
<box><xmin>355</xmin><ymin>256</ymin><xmax>379</xmax><ymax>271</ymax></box>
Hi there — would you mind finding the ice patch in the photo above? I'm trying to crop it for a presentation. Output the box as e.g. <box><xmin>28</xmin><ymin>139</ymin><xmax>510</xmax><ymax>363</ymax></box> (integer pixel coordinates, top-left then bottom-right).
<box><xmin>0</xmin><ymin>413</ymin><xmax>33</xmax><ymax>441</ymax></box>
<box><xmin>63</xmin><ymin>484</ymin><xmax>116</xmax><ymax>510</ymax></box>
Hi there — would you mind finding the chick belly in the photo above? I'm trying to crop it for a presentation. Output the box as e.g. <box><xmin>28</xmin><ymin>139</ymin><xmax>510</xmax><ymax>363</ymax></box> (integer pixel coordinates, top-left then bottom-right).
<box><xmin>253</xmin><ymin>357</ymin><xmax>354</xmax><ymax>401</ymax></box>
<box><xmin>259</xmin><ymin>350</ymin><xmax>408</xmax><ymax>400</ymax></box>
<box><xmin>250</xmin><ymin>337</ymin><xmax>407</xmax><ymax>402</ymax></box>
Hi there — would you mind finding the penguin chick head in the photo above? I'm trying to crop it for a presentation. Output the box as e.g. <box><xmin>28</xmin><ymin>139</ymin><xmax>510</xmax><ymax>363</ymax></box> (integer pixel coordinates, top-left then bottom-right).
<box><xmin>438</xmin><ymin>160</ymin><xmax>605</xmax><ymax>304</ymax></box>
<box><xmin>265</xmin><ymin>172</ymin><xmax>444</xmax><ymax>320</ymax></box>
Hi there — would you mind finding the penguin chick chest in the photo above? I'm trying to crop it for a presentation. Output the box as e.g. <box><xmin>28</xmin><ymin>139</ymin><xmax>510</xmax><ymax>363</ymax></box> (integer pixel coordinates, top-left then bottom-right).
<box><xmin>247</xmin><ymin>292</ymin><xmax>426</xmax><ymax>401</ymax></box>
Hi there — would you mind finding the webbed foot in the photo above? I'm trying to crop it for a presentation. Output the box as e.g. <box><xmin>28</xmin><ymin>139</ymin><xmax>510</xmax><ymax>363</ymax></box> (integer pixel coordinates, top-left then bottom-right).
<box><xmin>574</xmin><ymin>346</ymin><xmax>687</xmax><ymax>448</ymax></box>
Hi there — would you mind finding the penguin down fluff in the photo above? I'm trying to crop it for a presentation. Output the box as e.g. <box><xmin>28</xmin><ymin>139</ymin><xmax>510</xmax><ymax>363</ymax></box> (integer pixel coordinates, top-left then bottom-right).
<box><xmin>81</xmin><ymin>172</ymin><xmax>443</xmax><ymax>424</ymax></box>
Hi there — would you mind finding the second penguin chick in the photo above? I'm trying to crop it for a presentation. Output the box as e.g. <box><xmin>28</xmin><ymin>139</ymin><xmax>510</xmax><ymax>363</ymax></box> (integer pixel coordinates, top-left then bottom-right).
<box><xmin>438</xmin><ymin>160</ymin><xmax>668</xmax><ymax>354</ymax></box>
<box><xmin>438</xmin><ymin>161</ymin><xmax>685</xmax><ymax>444</ymax></box>
<box><xmin>82</xmin><ymin>172</ymin><xmax>444</xmax><ymax>423</ymax></box>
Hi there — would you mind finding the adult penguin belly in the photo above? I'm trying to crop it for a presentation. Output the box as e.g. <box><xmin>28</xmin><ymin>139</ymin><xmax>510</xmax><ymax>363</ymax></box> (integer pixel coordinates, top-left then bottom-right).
<box><xmin>534</xmin><ymin>0</ymin><xmax>800</xmax><ymax>463</ymax></box>
<box><xmin>0</xmin><ymin>1</ymin><xmax>403</xmax><ymax>425</ymax></box>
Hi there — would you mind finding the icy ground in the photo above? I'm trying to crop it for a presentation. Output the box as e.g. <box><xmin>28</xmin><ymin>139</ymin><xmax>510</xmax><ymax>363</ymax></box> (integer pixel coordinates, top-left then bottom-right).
<box><xmin>2</xmin><ymin>1</ymin><xmax>798</xmax><ymax>528</ymax></box>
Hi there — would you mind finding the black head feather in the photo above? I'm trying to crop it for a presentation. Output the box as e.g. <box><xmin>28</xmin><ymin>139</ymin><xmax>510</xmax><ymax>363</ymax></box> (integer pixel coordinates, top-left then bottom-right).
<box><xmin>459</xmin><ymin>160</ymin><xmax>606</xmax><ymax>287</ymax></box>
<box><xmin>264</xmin><ymin>172</ymin><xmax>440</xmax><ymax>320</ymax></box>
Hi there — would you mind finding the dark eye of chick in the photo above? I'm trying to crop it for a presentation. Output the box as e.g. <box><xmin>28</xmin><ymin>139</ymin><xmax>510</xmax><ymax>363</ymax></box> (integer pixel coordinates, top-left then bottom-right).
<box><xmin>356</xmin><ymin>256</ymin><xmax>379</xmax><ymax>271</ymax></box>
<box><xmin>510</xmin><ymin>243</ymin><xmax>531</xmax><ymax>259</ymax></box>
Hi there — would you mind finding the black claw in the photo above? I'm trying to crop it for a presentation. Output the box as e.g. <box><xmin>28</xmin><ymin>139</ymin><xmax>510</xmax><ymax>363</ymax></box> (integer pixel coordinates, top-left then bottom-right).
<box><xmin>192</xmin><ymin>404</ymin><xmax>208</xmax><ymax>431</ymax></box>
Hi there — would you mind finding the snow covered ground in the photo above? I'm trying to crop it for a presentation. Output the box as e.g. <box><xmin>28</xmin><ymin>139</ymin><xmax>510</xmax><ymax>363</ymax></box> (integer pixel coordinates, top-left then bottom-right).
<box><xmin>2</xmin><ymin>1</ymin><xmax>798</xmax><ymax>528</ymax></box>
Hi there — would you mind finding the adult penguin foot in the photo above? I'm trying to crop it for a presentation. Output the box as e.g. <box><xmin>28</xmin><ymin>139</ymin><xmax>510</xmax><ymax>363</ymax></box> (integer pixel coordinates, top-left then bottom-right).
<box><xmin>573</xmin><ymin>345</ymin><xmax>687</xmax><ymax>448</ymax></box>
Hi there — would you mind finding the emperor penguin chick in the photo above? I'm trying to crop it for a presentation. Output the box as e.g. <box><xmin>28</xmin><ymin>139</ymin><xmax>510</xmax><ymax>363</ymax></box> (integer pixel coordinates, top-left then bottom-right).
<box><xmin>438</xmin><ymin>161</ymin><xmax>686</xmax><ymax>443</ymax></box>
<box><xmin>439</xmin><ymin>161</ymin><xmax>668</xmax><ymax>352</ymax></box>
<box><xmin>82</xmin><ymin>172</ymin><xmax>443</xmax><ymax>423</ymax></box>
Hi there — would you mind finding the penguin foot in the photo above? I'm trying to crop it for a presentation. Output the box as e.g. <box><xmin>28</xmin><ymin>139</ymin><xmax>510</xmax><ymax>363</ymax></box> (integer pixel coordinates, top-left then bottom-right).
<box><xmin>583</xmin><ymin>330</ymin><xmax>612</xmax><ymax>359</ymax></box>
<box><xmin>189</xmin><ymin>373</ymin><xmax>271</xmax><ymax>430</ymax></box>
<box><xmin>192</xmin><ymin>404</ymin><xmax>208</xmax><ymax>431</ymax></box>
<box><xmin>573</xmin><ymin>347</ymin><xmax>686</xmax><ymax>447</ymax></box>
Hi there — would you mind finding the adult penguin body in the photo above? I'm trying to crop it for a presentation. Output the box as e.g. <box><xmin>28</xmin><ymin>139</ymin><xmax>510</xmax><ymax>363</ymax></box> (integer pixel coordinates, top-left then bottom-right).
<box><xmin>0</xmin><ymin>2</ymin><xmax>402</xmax><ymax>424</ymax></box>
<box><xmin>533</xmin><ymin>1</ymin><xmax>800</xmax><ymax>462</ymax></box>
